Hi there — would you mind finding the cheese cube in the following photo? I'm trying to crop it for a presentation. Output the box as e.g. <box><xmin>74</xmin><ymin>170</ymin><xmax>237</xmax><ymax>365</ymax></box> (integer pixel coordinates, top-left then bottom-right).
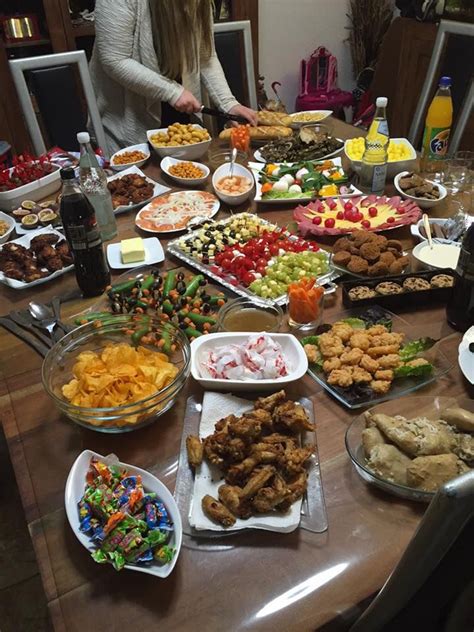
<box><xmin>120</xmin><ymin>237</ymin><xmax>145</xmax><ymax>264</ymax></box>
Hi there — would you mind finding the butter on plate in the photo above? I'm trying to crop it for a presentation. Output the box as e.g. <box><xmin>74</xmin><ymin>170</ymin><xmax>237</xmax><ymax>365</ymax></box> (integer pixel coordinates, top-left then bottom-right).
<box><xmin>120</xmin><ymin>237</ymin><xmax>145</xmax><ymax>264</ymax></box>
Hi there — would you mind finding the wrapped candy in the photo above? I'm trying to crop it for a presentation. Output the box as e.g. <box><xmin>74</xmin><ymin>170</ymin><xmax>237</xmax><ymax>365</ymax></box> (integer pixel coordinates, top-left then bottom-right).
<box><xmin>154</xmin><ymin>545</ymin><xmax>175</xmax><ymax>564</ymax></box>
<box><xmin>78</xmin><ymin>499</ymin><xmax>92</xmax><ymax>533</ymax></box>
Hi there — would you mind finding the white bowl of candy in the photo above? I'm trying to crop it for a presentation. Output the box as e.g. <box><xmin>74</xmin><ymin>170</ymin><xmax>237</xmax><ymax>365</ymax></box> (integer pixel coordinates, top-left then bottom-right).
<box><xmin>190</xmin><ymin>332</ymin><xmax>308</xmax><ymax>391</ymax></box>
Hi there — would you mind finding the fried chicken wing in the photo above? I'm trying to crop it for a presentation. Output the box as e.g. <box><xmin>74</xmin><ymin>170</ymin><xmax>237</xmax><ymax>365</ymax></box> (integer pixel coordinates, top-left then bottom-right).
<box><xmin>202</xmin><ymin>495</ymin><xmax>236</xmax><ymax>527</ymax></box>
<box><xmin>273</xmin><ymin>401</ymin><xmax>315</xmax><ymax>432</ymax></box>
<box><xmin>252</xmin><ymin>475</ymin><xmax>289</xmax><ymax>513</ymax></box>
<box><xmin>186</xmin><ymin>435</ymin><xmax>203</xmax><ymax>468</ymax></box>
<box><xmin>218</xmin><ymin>485</ymin><xmax>252</xmax><ymax>519</ymax></box>
<box><xmin>283</xmin><ymin>444</ymin><xmax>314</xmax><ymax>476</ymax></box>
<box><xmin>255</xmin><ymin>390</ymin><xmax>286</xmax><ymax>412</ymax></box>
<box><xmin>240</xmin><ymin>465</ymin><xmax>275</xmax><ymax>500</ymax></box>
<box><xmin>226</xmin><ymin>456</ymin><xmax>260</xmax><ymax>485</ymax></box>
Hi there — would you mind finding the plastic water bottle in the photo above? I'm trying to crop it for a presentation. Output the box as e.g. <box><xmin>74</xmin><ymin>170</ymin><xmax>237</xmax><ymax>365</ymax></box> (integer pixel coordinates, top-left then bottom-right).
<box><xmin>77</xmin><ymin>132</ymin><xmax>117</xmax><ymax>241</ymax></box>
<box><xmin>359</xmin><ymin>97</ymin><xmax>389</xmax><ymax>195</ymax></box>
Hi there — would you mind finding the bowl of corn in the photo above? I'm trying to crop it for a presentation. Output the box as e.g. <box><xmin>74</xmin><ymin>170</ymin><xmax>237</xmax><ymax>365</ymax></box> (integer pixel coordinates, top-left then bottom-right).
<box><xmin>344</xmin><ymin>137</ymin><xmax>417</xmax><ymax>178</ymax></box>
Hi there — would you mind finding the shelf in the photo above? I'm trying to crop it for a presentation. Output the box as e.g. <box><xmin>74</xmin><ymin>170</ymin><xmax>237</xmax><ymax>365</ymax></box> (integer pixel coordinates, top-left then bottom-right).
<box><xmin>4</xmin><ymin>39</ymin><xmax>51</xmax><ymax>49</ymax></box>
<box><xmin>72</xmin><ymin>21</ymin><xmax>95</xmax><ymax>38</ymax></box>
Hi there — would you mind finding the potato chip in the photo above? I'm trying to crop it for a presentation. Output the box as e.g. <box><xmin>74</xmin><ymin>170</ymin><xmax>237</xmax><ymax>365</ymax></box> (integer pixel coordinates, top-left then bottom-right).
<box><xmin>62</xmin><ymin>342</ymin><xmax>179</xmax><ymax>424</ymax></box>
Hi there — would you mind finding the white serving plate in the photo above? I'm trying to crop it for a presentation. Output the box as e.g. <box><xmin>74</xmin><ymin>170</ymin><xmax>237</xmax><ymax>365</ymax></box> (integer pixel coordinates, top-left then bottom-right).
<box><xmin>147</xmin><ymin>124</ymin><xmax>211</xmax><ymax>160</ymax></box>
<box><xmin>110</xmin><ymin>143</ymin><xmax>150</xmax><ymax>172</ymax></box>
<box><xmin>394</xmin><ymin>171</ymin><xmax>447</xmax><ymax>209</ymax></box>
<box><xmin>0</xmin><ymin>163</ymin><xmax>61</xmax><ymax>211</ymax></box>
<box><xmin>250</xmin><ymin>157</ymin><xmax>362</xmax><ymax>205</ymax></box>
<box><xmin>253</xmin><ymin>140</ymin><xmax>344</xmax><ymax>164</ymax></box>
<box><xmin>458</xmin><ymin>327</ymin><xmax>474</xmax><ymax>385</ymax></box>
<box><xmin>288</xmin><ymin>109</ymin><xmax>333</xmax><ymax>128</ymax></box>
<box><xmin>190</xmin><ymin>332</ymin><xmax>308</xmax><ymax>391</ymax></box>
<box><xmin>107</xmin><ymin>237</ymin><xmax>164</xmax><ymax>269</ymax></box>
<box><xmin>107</xmin><ymin>166</ymin><xmax>170</xmax><ymax>214</ymax></box>
<box><xmin>0</xmin><ymin>226</ymin><xmax>73</xmax><ymax>290</ymax></box>
<box><xmin>65</xmin><ymin>450</ymin><xmax>182</xmax><ymax>578</ymax></box>
<box><xmin>160</xmin><ymin>156</ymin><xmax>209</xmax><ymax>186</ymax></box>
<box><xmin>0</xmin><ymin>211</ymin><xmax>15</xmax><ymax>244</ymax></box>
<box><xmin>212</xmin><ymin>162</ymin><xmax>254</xmax><ymax>206</ymax></box>
<box><xmin>344</xmin><ymin>138</ymin><xmax>417</xmax><ymax>179</ymax></box>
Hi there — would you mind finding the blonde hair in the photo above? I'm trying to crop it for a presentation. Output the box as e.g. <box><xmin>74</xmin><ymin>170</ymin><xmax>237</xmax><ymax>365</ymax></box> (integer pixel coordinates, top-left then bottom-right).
<box><xmin>150</xmin><ymin>0</ymin><xmax>214</xmax><ymax>79</ymax></box>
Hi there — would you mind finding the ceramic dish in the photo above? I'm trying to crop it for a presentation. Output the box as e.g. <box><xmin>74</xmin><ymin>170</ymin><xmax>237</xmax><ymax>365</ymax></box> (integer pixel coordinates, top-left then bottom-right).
<box><xmin>412</xmin><ymin>241</ymin><xmax>461</xmax><ymax>271</ymax></box>
<box><xmin>345</xmin><ymin>396</ymin><xmax>473</xmax><ymax>502</ymax></box>
<box><xmin>411</xmin><ymin>217</ymin><xmax>452</xmax><ymax>244</ymax></box>
<box><xmin>253</xmin><ymin>141</ymin><xmax>344</xmax><ymax>164</ymax></box>
<box><xmin>305</xmin><ymin>306</ymin><xmax>453</xmax><ymax>409</ymax></box>
<box><xmin>0</xmin><ymin>211</ymin><xmax>15</xmax><ymax>244</ymax></box>
<box><xmin>288</xmin><ymin>110</ymin><xmax>333</xmax><ymax>129</ymax></box>
<box><xmin>107</xmin><ymin>166</ymin><xmax>170</xmax><ymax>215</ymax></box>
<box><xmin>394</xmin><ymin>171</ymin><xmax>447</xmax><ymax>209</ymax></box>
<box><xmin>190</xmin><ymin>332</ymin><xmax>308</xmax><ymax>391</ymax></box>
<box><xmin>0</xmin><ymin>163</ymin><xmax>61</xmax><ymax>211</ymax></box>
<box><xmin>110</xmin><ymin>143</ymin><xmax>150</xmax><ymax>171</ymax></box>
<box><xmin>458</xmin><ymin>326</ymin><xmax>474</xmax><ymax>385</ymax></box>
<box><xmin>147</xmin><ymin>125</ymin><xmax>211</xmax><ymax>160</ymax></box>
<box><xmin>106</xmin><ymin>237</ymin><xmax>165</xmax><ymax>269</ymax></box>
<box><xmin>344</xmin><ymin>138</ymin><xmax>417</xmax><ymax>179</ymax></box>
<box><xmin>65</xmin><ymin>449</ymin><xmax>182</xmax><ymax>577</ymax></box>
<box><xmin>0</xmin><ymin>226</ymin><xmax>73</xmax><ymax>290</ymax></box>
<box><xmin>135</xmin><ymin>190</ymin><xmax>220</xmax><ymax>234</ymax></box>
<box><xmin>212</xmin><ymin>162</ymin><xmax>254</xmax><ymax>206</ymax></box>
<box><xmin>160</xmin><ymin>156</ymin><xmax>210</xmax><ymax>186</ymax></box>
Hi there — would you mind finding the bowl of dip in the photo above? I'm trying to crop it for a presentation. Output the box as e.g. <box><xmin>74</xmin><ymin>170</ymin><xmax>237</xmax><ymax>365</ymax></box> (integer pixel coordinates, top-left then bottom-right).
<box><xmin>216</xmin><ymin>296</ymin><xmax>283</xmax><ymax>333</ymax></box>
<box><xmin>412</xmin><ymin>241</ymin><xmax>461</xmax><ymax>271</ymax></box>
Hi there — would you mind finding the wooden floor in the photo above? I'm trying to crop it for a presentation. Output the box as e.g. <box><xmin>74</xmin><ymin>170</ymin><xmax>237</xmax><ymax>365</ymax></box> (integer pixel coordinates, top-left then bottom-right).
<box><xmin>0</xmin><ymin>429</ymin><xmax>51</xmax><ymax>632</ymax></box>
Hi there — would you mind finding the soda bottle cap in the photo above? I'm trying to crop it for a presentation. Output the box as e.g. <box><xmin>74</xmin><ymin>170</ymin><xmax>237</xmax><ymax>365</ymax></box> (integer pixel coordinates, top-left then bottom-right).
<box><xmin>439</xmin><ymin>76</ymin><xmax>451</xmax><ymax>87</ymax></box>
<box><xmin>60</xmin><ymin>167</ymin><xmax>76</xmax><ymax>180</ymax></box>
<box><xmin>376</xmin><ymin>97</ymin><xmax>388</xmax><ymax>107</ymax></box>
<box><xmin>77</xmin><ymin>132</ymin><xmax>90</xmax><ymax>144</ymax></box>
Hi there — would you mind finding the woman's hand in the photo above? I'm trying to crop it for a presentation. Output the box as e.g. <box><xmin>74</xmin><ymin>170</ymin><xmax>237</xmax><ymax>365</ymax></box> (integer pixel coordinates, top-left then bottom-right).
<box><xmin>174</xmin><ymin>89</ymin><xmax>201</xmax><ymax>114</ymax></box>
<box><xmin>229</xmin><ymin>104</ymin><xmax>258</xmax><ymax>126</ymax></box>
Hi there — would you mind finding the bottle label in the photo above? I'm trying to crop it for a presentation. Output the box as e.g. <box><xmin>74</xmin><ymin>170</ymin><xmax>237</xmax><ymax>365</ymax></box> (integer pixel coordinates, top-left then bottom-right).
<box><xmin>66</xmin><ymin>219</ymin><xmax>102</xmax><ymax>251</ymax></box>
<box><xmin>372</xmin><ymin>164</ymin><xmax>387</xmax><ymax>192</ymax></box>
<box><xmin>457</xmin><ymin>246</ymin><xmax>474</xmax><ymax>282</ymax></box>
<box><xmin>424</xmin><ymin>126</ymin><xmax>451</xmax><ymax>159</ymax></box>
<box><xmin>376</xmin><ymin>120</ymin><xmax>389</xmax><ymax>137</ymax></box>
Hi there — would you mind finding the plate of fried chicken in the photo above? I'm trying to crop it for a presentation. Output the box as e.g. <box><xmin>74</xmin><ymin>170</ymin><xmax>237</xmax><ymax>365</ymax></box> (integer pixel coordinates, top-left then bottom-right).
<box><xmin>106</xmin><ymin>166</ymin><xmax>170</xmax><ymax>214</ymax></box>
<box><xmin>179</xmin><ymin>390</ymin><xmax>327</xmax><ymax>534</ymax></box>
<box><xmin>0</xmin><ymin>227</ymin><xmax>73</xmax><ymax>289</ymax></box>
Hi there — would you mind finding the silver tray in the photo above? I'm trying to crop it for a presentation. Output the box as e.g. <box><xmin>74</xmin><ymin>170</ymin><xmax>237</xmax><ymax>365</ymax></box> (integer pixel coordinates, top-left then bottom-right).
<box><xmin>166</xmin><ymin>212</ymin><xmax>341</xmax><ymax>306</ymax></box>
<box><xmin>174</xmin><ymin>395</ymin><xmax>328</xmax><ymax>539</ymax></box>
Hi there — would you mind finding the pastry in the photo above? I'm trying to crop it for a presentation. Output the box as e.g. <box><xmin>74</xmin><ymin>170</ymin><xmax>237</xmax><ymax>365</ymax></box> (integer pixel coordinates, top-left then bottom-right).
<box><xmin>403</xmin><ymin>277</ymin><xmax>431</xmax><ymax>292</ymax></box>
<box><xmin>430</xmin><ymin>274</ymin><xmax>454</xmax><ymax>288</ymax></box>
<box><xmin>375</xmin><ymin>281</ymin><xmax>403</xmax><ymax>295</ymax></box>
<box><xmin>348</xmin><ymin>285</ymin><xmax>377</xmax><ymax>301</ymax></box>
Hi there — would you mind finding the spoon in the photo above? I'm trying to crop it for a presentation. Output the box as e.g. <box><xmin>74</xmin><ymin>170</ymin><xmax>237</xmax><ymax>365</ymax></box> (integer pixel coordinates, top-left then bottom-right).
<box><xmin>228</xmin><ymin>147</ymin><xmax>237</xmax><ymax>180</ymax></box>
<box><xmin>28</xmin><ymin>301</ymin><xmax>58</xmax><ymax>338</ymax></box>
<box><xmin>422</xmin><ymin>213</ymin><xmax>433</xmax><ymax>250</ymax></box>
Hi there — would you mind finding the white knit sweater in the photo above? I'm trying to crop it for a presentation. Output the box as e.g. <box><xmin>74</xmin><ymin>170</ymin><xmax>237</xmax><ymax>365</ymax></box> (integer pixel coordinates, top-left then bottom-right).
<box><xmin>90</xmin><ymin>0</ymin><xmax>239</xmax><ymax>154</ymax></box>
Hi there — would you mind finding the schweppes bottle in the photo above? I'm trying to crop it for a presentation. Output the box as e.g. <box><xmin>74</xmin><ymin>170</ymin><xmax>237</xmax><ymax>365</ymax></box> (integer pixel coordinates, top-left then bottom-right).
<box><xmin>421</xmin><ymin>76</ymin><xmax>453</xmax><ymax>179</ymax></box>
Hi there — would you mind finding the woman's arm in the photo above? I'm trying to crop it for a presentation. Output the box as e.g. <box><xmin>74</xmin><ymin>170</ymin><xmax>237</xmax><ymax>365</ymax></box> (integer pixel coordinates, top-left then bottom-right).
<box><xmin>94</xmin><ymin>0</ymin><xmax>183</xmax><ymax>105</ymax></box>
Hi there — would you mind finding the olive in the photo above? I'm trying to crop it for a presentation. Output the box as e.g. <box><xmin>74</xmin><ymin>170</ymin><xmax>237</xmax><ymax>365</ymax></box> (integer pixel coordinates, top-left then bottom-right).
<box><xmin>199</xmin><ymin>278</ymin><xmax>207</xmax><ymax>286</ymax></box>
<box><xmin>128</xmin><ymin>298</ymin><xmax>137</xmax><ymax>307</ymax></box>
<box><xmin>203</xmin><ymin>303</ymin><xmax>211</xmax><ymax>313</ymax></box>
<box><xmin>177</xmin><ymin>272</ymin><xmax>185</xmax><ymax>281</ymax></box>
<box><xmin>201</xmin><ymin>293</ymin><xmax>211</xmax><ymax>302</ymax></box>
<box><xmin>179</xmin><ymin>321</ymin><xmax>187</xmax><ymax>330</ymax></box>
<box><xmin>205</xmin><ymin>231</ymin><xmax>212</xmax><ymax>238</ymax></box>
<box><xmin>202</xmin><ymin>257</ymin><xmax>209</xmax><ymax>265</ymax></box>
<box><xmin>135</xmin><ymin>280</ymin><xmax>142</xmax><ymax>288</ymax></box>
<box><xmin>112</xmin><ymin>301</ymin><xmax>122</xmax><ymax>313</ymax></box>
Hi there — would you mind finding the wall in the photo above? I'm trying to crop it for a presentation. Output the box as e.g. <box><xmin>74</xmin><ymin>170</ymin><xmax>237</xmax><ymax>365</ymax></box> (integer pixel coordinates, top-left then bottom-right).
<box><xmin>258</xmin><ymin>0</ymin><xmax>356</xmax><ymax>112</ymax></box>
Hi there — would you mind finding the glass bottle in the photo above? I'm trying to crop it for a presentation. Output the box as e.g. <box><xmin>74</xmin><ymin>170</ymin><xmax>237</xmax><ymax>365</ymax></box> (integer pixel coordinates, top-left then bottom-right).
<box><xmin>359</xmin><ymin>97</ymin><xmax>389</xmax><ymax>195</ymax></box>
<box><xmin>446</xmin><ymin>223</ymin><xmax>474</xmax><ymax>332</ymax></box>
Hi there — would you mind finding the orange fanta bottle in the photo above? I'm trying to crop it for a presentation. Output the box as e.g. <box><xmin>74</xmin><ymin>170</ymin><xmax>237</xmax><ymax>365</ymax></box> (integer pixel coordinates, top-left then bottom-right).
<box><xmin>421</xmin><ymin>76</ymin><xmax>453</xmax><ymax>177</ymax></box>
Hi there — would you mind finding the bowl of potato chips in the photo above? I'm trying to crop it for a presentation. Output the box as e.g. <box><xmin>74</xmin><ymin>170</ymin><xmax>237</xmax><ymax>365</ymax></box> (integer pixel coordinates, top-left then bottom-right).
<box><xmin>42</xmin><ymin>314</ymin><xmax>191</xmax><ymax>432</ymax></box>
<box><xmin>147</xmin><ymin>123</ymin><xmax>211</xmax><ymax>160</ymax></box>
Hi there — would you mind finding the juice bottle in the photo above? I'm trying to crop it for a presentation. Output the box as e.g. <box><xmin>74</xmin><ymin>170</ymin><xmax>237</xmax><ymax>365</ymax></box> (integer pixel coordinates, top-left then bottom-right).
<box><xmin>359</xmin><ymin>97</ymin><xmax>389</xmax><ymax>195</ymax></box>
<box><xmin>421</xmin><ymin>76</ymin><xmax>453</xmax><ymax>176</ymax></box>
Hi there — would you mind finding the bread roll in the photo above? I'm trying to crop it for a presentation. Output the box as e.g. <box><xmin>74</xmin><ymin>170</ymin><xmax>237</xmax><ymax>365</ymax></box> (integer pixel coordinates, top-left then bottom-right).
<box><xmin>257</xmin><ymin>111</ymin><xmax>292</xmax><ymax>127</ymax></box>
<box><xmin>219</xmin><ymin>126</ymin><xmax>293</xmax><ymax>141</ymax></box>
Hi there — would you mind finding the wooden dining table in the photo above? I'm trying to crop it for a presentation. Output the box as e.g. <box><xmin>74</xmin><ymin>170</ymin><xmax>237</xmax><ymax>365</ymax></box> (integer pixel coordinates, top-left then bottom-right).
<box><xmin>0</xmin><ymin>118</ymin><xmax>471</xmax><ymax>632</ymax></box>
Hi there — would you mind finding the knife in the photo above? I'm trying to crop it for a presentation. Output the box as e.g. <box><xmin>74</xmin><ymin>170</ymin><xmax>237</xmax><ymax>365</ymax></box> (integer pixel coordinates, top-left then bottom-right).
<box><xmin>200</xmin><ymin>106</ymin><xmax>248</xmax><ymax>124</ymax></box>
<box><xmin>51</xmin><ymin>296</ymin><xmax>72</xmax><ymax>335</ymax></box>
<box><xmin>9</xmin><ymin>311</ymin><xmax>53</xmax><ymax>347</ymax></box>
<box><xmin>0</xmin><ymin>317</ymin><xmax>50</xmax><ymax>357</ymax></box>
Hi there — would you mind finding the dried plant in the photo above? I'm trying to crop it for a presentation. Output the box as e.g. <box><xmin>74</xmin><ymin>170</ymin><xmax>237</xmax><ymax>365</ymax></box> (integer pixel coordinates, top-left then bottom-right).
<box><xmin>346</xmin><ymin>0</ymin><xmax>394</xmax><ymax>78</ymax></box>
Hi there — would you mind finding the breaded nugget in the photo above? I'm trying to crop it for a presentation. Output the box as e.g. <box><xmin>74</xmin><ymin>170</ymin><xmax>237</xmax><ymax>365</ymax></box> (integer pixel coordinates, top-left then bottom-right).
<box><xmin>389</xmin><ymin>257</ymin><xmax>409</xmax><ymax>275</ymax></box>
<box><xmin>333</xmin><ymin>237</ymin><xmax>351</xmax><ymax>253</ymax></box>
<box><xmin>360</xmin><ymin>242</ymin><xmax>381</xmax><ymax>262</ymax></box>
<box><xmin>374</xmin><ymin>369</ymin><xmax>394</xmax><ymax>381</ymax></box>
<box><xmin>367</xmin><ymin>344</ymin><xmax>400</xmax><ymax>357</ymax></box>
<box><xmin>378</xmin><ymin>354</ymin><xmax>402</xmax><ymax>369</ymax></box>
<box><xmin>386</xmin><ymin>239</ymin><xmax>403</xmax><ymax>252</ymax></box>
<box><xmin>352</xmin><ymin>367</ymin><xmax>373</xmax><ymax>383</ymax></box>
<box><xmin>370</xmin><ymin>380</ymin><xmax>392</xmax><ymax>394</ymax></box>
<box><xmin>367</xmin><ymin>261</ymin><xmax>389</xmax><ymax>277</ymax></box>
<box><xmin>378</xmin><ymin>251</ymin><xmax>396</xmax><ymax>266</ymax></box>
<box><xmin>304</xmin><ymin>344</ymin><xmax>321</xmax><ymax>365</ymax></box>
<box><xmin>323</xmin><ymin>357</ymin><xmax>342</xmax><ymax>373</ymax></box>
<box><xmin>331</xmin><ymin>322</ymin><xmax>353</xmax><ymax>343</ymax></box>
<box><xmin>366</xmin><ymin>325</ymin><xmax>389</xmax><ymax>336</ymax></box>
<box><xmin>370</xmin><ymin>332</ymin><xmax>404</xmax><ymax>347</ymax></box>
<box><xmin>318</xmin><ymin>333</ymin><xmax>345</xmax><ymax>358</ymax></box>
<box><xmin>327</xmin><ymin>368</ymin><xmax>353</xmax><ymax>387</ymax></box>
<box><xmin>333</xmin><ymin>250</ymin><xmax>352</xmax><ymax>267</ymax></box>
<box><xmin>340</xmin><ymin>347</ymin><xmax>364</xmax><ymax>365</ymax></box>
<box><xmin>352</xmin><ymin>230</ymin><xmax>373</xmax><ymax>247</ymax></box>
<box><xmin>360</xmin><ymin>354</ymin><xmax>379</xmax><ymax>373</ymax></box>
<box><xmin>349</xmin><ymin>332</ymin><xmax>371</xmax><ymax>351</ymax></box>
<box><xmin>347</xmin><ymin>256</ymin><xmax>369</xmax><ymax>275</ymax></box>
<box><xmin>404</xmin><ymin>358</ymin><xmax>430</xmax><ymax>369</ymax></box>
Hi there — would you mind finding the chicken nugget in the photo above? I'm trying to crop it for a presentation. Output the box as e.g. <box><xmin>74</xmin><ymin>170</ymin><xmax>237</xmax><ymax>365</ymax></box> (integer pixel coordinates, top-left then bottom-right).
<box><xmin>304</xmin><ymin>344</ymin><xmax>322</xmax><ymax>365</ymax></box>
<box><xmin>318</xmin><ymin>333</ymin><xmax>345</xmax><ymax>358</ymax></box>
<box><xmin>370</xmin><ymin>380</ymin><xmax>392</xmax><ymax>394</ymax></box>
<box><xmin>352</xmin><ymin>367</ymin><xmax>373</xmax><ymax>383</ymax></box>
<box><xmin>367</xmin><ymin>261</ymin><xmax>390</xmax><ymax>277</ymax></box>
<box><xmin>378</xmin><ymin>354</ymin><xmax>402</xmax><ymax>369</ymax></box>
<box><xmin>386</xmin><ymin>239</ymin><xmax>403</xmax><ymax>252</ymax></box>
<box><xmin>349</xmin><ymin>332</ymin><xmax>371</xmax><ymax>351</ymax></box>
<box><xmin>352</xmin><ymin>230</ymin><xmax>373</xmax><ymax>247</ymax></box>
<box><xmin>388</xmin><ymin>258</ymin><xmax>409</xmax><ymax>275</ymax></box>
<box><xmin>367</xmin><ymin>344</ymin><xmax>400</xmax><ymax>357</ymax></box>
<box><xmin>360</xmin><ymin>354</ymin><xmax>379</xmax><ymax>373</ymax></box>
<box><xmin>340</xmin><ymin>347</ymin><xmax>364</xmax><ymax>365</ymax></box>
<box><xmin>378</xmin><ymin>251</ymin><xmax>396</xmax><ymax>266</ymax></box>
<box><xmin>371</xmin><ymin>333</ymin><xmax>404</xmax><ymax>347</ymax></box>
<box><xmin>327</xmin><ymin>368</ymin><xmax>353</xmax><ymax>388</ymax></box>
<box><xmin>366</xmin><ymin>325</ymin><xmax>388</xmax><ymax>336</ymax></box>
<box><xmin>333</xmin><ymin>237</ymin><xmax>351</xmax><ymax>253</ymax></box>
<box><xmin>323</xmin><ymin>357</ymin><xmax>342</xmax><ymax>373</ymax></box>
<box><xmin>374</xmin><ymin>369</ymin><xmax>394</xmax><ymax>381</ymax></box>
<box><xmin>331</xmin><ymin>322</ymin><xmax>353</xmax><ymax>343</ymax></box>
<box><xmin>347</xmin><ymin>256</ymin><xmax>369</xmax><ymax>275</ymax></box>
<box><xmin>360</xmin><ymin>242</ymin><xmax>381</xmax><ymax>262</ymax></box>
<box><xmin>333</xmin><ymin>250</ymin><xmax>352</xmax><ymax>267</ymax></box>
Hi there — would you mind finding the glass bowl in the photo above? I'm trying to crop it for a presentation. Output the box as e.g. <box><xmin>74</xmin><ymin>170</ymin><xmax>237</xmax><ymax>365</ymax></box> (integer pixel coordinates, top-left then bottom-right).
<box><xmin>345</xmin><ymin>395</ymin><xmax>474</xmax><ymax>502</ymax></box>
<box><xmin>42</xmin><ymin>314</ymin><xmax>191</xmax><ymax>433</ymax></box>
<box><xmin>208</xmin><ymin>149</ymin><xmax>248</xmax><ymax>171</ymax></box>
<box><xmin>216</xmin><ymin>296</ymin><xmax>283</xmax><ymax>333</ymax></box>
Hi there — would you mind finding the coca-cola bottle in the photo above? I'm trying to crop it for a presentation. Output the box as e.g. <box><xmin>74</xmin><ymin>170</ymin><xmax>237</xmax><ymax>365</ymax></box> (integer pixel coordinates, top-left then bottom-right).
<box><xmin>59</xmin><ymin>167</ymin><xmax>110</xmax><ymax>297</ymax></box>
<box><xmin>447</xmin><ymin>223</ymin><xmax>474</xmax><ymax>332</ymax></box>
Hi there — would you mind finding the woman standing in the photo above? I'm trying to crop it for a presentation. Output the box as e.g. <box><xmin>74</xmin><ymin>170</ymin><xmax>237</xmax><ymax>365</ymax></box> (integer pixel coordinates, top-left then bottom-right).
<box><xmin>90</xmin><ymin>0</ymin><xmax>256</xmax><ymax>154</ymax></box>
